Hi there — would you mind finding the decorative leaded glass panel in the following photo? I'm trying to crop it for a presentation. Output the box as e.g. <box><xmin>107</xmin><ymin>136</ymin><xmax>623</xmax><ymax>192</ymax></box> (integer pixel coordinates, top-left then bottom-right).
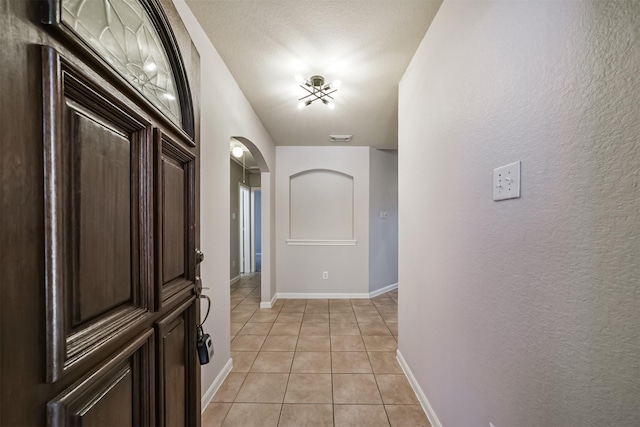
<box><xmin>62</xmin><ymin>0</ymin><xmax>182</xmax><ymax>126</ymax></box>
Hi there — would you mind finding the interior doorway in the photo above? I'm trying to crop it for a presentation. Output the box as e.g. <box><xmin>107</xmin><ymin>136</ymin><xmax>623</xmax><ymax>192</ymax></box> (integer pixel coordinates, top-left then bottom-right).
<box><xmin>229</xmin><ymin>136</ymin><xmax>274</xmax><ymax>308</ymax></box>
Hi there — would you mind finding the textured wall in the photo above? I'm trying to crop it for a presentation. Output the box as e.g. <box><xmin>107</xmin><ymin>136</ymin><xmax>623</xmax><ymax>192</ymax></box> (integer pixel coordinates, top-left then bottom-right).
<box><xmin>369</xmin><ymin>149</ymin><xmax>398</xmax><ymax>293</ymax></box>
<box><xmin>398</xmin><ymin>1</ymin><xmax>640</xmax><ymax>426</ymax></box>
<box><xmin>173</xmin><ymin>0</ymin><xmax>277</xmax><ymax>404</ymax></box>
<box><xmin>276</xmin><ymin>146</ymin><xmax>370</xmax><ymax>295</ymax></box>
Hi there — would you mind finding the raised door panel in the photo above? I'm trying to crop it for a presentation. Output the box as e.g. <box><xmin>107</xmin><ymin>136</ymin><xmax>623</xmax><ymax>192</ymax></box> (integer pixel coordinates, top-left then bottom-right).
<box><xmin>70</xmin><ymin>106</ymin><xmax>133</xmax><ymax>324</ymax></box>
<box><xmin>163</xmin><ymin>315</ymin><xmax>186</xmax><ymax>426</ymax></box>
<box><xmin>79</xmin><ymin>371</ymin><xmax>133</xmax><ymax>426</ymax></box>
<box><xmin>47</xmin><ymin>330</ymin><xmax>154</xmax><ymax>427</ymax></box>
<box><xmin>154</xmin><ymin>130</ymin><xmax>196</xmax><ymax>307</ymax></box>
<box><xmin>155</xmin><ymin>297</ymin><xmax>196</xmax><ymax>427</ymax></box>
<box><xmin>43</xmin><ymin>47</ymin><xmax>154</xmax><ymax>382</ymax></box>
<box><xmin>162</xmin><ymin>159</ymin><xmax>186</xmax><ymax>282</ymax></box>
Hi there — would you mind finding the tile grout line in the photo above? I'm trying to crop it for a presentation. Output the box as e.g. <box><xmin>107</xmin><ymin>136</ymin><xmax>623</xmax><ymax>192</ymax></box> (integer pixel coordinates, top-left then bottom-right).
<box><xmin>370</xmin><ymin>296</ymin><xmax>394</xmax><ymax>426</ymax></box>
<box><xmin>228</xmin><ymin>273</ymin><xmax>259</xmax><ymax>424</ymax></box>
<box><xmin>329</xmin><ymin>307</ymin><xmax>336</xmax><ymax>427</ymax></box>
<box><xmin>223</xmin><ymin>277</ymin><xmax>404</xmax><ymax>426</ymax></box>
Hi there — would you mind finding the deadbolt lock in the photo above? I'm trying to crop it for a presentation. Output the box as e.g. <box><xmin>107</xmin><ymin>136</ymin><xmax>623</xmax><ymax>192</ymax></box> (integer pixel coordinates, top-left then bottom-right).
<box><xmin>196</xmin><ymin>248</ymin><xmax>205</xmax><ymax>264</ymax></box>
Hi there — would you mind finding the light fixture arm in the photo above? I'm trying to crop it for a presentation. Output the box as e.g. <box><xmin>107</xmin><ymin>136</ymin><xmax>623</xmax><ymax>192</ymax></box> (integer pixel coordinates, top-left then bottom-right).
<box><xmin>297</xmin><ymin>75</ymin><xmax>339</xmax><ymax>108</ymax></box>
<box><xmin>298</xmin><ymin>87</ymin><xmax>337</xmax><ymax>102</ymax></box>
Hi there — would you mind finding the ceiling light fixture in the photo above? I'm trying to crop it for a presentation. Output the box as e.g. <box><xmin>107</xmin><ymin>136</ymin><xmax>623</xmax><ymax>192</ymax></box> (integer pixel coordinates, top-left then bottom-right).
<box><xmin>232</xmin><ymin>146</ymin><xmax>244</xmax><ymax>158</ymax></box>
<box><xmin>297</xmin><ymin>75</ymin><xmax>341</xmax><ymax>109</ymax></box>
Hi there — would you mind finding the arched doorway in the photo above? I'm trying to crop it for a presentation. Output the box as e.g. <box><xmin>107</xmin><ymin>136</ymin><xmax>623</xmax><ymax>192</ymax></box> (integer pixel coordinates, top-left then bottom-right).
<box><xmin>228</xmin><ymin>137</ymin><xmax>273</xmax><ymax>308</ymax></box>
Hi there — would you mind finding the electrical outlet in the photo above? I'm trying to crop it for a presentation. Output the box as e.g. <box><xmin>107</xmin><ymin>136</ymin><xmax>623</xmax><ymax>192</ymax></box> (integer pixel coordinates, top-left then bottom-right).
<box><xmin>379</xmin><ymin>211</ymin><xmax>388</xmax><ymax>219</ymax></box>
<box><xmin>322</xmin><ymin>271</ymin><xmax>329</xmax><ymax>280</ymax></box>
<box><xmin>493</xmin><ymin>161</ymin><xmax>521</xmax><ymax>201</ymax></box>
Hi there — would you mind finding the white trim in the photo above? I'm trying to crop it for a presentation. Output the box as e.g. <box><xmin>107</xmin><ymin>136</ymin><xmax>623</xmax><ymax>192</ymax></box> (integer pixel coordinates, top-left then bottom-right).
<box><xmin>276</xmin><ymin>283</ymin><xmax>397</xmax><ymax>300</ymax></box>
<box><xmin>369</xmin><ymin>282</ymin><xmax>398</xmax><ymax>298</ymax></box>
<box><xmin>286</xmin><ymin>239</ymin><xmax>357</xmax><ymax>246</ymax></box>
<box><xmin>239</xmin><ymin>184</ymin><xmax>251</xmax><ymax>273</ymax></box>
<box><xmin>230</xmin><ymin>275</ymin><xmax>240</xmax><ymax>286</ymax></box>
<box><xmin>396</xmin><ymin>350</ymin><xmax>442</xmax><ymax>427</ymax></box>
<box><xmin>250</xmin><ymin>187</ymin><xmax>261</xmax><ymax>273</ymax></box>
<box><xmin>260</xmin><ymin>293</ymin><xmax>278</xmax><ymax>309</ymax></box>
<box><xmin>201</xmin><ymin>358</ymin><xmax>233</xmax><ymax>413</ymax></box>
<box><xmin>277</xmin><ymin>292</ymin><xmax>371</xmax><ymax>299</ymax></box>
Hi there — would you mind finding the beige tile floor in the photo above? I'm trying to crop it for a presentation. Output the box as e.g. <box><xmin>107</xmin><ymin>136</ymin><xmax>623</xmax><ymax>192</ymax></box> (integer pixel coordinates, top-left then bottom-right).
<box><xmin>202</xmin><ymin>273</ymin><xmax>431</xmax><ymax>427</ymax></box>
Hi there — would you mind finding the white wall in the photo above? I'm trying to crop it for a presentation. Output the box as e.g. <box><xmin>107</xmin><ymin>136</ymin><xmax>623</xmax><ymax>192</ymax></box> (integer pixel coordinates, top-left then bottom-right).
<box><xmin>398</xmin><ymin>1</ymin><xmax>640</xmax><ymax>426</ymax></box>
<box><xmin>369</xmin><ymin>149</ymin><xmax>398</xmax><ymax>293</ymax></box>
<box><xmin>276</xmin><ymin>146</ymin><xmax>370</xmax><ymax>296</ymax></box>
<box><xmin>173</xmin><ymin>0</ymin><xmax>277</xmax><ymax>405</ymax></box>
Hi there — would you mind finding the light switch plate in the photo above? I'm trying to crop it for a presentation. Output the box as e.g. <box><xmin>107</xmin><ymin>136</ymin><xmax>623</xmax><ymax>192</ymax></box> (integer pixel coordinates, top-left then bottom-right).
<box><xmin>493</xmin><ymin>161</ymin><xmax>521</xmax><ymax>201</ymax></box>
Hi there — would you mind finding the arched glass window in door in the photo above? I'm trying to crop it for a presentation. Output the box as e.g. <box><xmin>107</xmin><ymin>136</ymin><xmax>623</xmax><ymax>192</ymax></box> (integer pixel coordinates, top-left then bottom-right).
<box><xmin>58</xmin><ymin>0</ymin><xmax>185</xmax><ymax>130</ymax></box>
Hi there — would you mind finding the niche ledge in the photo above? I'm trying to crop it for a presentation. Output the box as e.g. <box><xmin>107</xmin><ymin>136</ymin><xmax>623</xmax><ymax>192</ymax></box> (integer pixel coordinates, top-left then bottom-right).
<box><xmin>286</xmin><ymin>239</ymin><xmax>357</xmax><ymax>246</ymax></box>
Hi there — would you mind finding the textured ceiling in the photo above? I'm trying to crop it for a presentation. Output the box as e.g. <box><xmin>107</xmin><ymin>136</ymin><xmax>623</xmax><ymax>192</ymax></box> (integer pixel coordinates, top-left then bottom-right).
<box><xmin>185</xmin><ymin>0</ymin><xmax>442</xmax><ymax>148</ymax></box>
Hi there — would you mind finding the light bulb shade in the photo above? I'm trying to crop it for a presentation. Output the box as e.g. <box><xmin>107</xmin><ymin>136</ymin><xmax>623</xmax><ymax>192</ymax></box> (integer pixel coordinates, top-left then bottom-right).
<box><xmin>232</xmin><ymin>146</ymin><xmax>244</xmax><ymax>158</ymax></box>
<box><xmin>321</xmin><ymin>99</ymin><xmax>335</xmax><ymax>109</ymax></box>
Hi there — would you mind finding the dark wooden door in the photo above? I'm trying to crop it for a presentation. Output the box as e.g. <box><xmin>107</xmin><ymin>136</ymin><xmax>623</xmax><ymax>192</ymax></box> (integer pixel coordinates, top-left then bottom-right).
<box><xmin>0</xmin><ymin>0</ymin><xmax>201</xmax><ymax>425</ymax></box>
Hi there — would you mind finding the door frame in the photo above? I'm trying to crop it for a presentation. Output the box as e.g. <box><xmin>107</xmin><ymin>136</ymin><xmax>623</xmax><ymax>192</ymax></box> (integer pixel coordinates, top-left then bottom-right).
<box><xmin>250</xmin><ymin>187</ymin><xmax>261</xmax><ymax>273</ymax></box>
<box><xmin>238</xmin><ymin>183</ymin><xmax>251</xmax><ymax>274</ymax></box>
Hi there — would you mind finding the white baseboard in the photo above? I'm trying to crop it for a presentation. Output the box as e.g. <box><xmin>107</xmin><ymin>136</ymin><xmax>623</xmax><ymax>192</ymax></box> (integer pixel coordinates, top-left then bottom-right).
<box><xmin>201</xmin><ymin>358</ymin><xmax>233</xmax><ymax>413</ymax></box>
<box><xmin>260</xmin><ymin>293</ymin><xmax>278</xmax><ymax>309</ymax></box>
<box><xmin>369</xmin><ymin>282</ymin><xmax>398</xmax><ymax>298</ymax></box>
<box><xmin>230</xmin><ymin>275</ymin><xmax>240</xmax><ymax>286</ymax></box>
<box><xmin>396</xmin><ymin>350</ymin><xmax>442</xmax><ymax>427</ymax></box>
<box><xmin>275</xmin><ymin>283</ymin><xmax>398</xmax><ymax>300</ymax></box>
<box><xmin>277</xmin><ymin>292</ymin><xmax>371</xmax><ymax>299</ymax></box>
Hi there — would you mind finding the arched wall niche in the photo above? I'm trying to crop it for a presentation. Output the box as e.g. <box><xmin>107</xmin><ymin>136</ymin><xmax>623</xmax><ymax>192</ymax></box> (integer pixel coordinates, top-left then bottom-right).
<box><xmin>288</xmin><ymin>169</ymin><xmax>356</xmax><ymax>245</ymax></box>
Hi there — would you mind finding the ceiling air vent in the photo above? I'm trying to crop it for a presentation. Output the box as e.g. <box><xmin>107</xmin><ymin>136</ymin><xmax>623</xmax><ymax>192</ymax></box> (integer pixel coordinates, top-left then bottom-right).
<box><xmin>329</xmin><ymin>135</ymin><xmax>353</xmax><ymax>143</ymax></box>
